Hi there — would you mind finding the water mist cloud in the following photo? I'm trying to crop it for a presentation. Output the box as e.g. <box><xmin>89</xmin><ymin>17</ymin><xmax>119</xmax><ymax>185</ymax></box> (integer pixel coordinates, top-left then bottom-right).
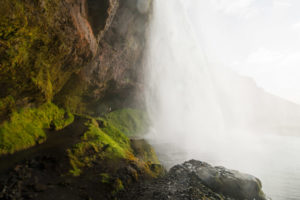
<box><xmin>144</xmin><ymin>1</ymin><xmax>300</xmax><ymax>199</ymax></box>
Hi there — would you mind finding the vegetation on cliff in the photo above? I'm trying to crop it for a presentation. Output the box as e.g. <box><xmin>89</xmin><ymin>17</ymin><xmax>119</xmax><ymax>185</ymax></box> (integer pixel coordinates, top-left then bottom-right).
<box><xmin>67</xmin><ymin>109</ymin><xmax>161</xmax><ymax>178</ymax></box>
<box><xmin>104</xmin><ymin>108</ymin><xmax>150</xmax><ymax>137</ymax></box>
<box><xmin>0</xmin><ymin>108</ymin><xmax>165</xmax><ymax>199</ymax></box>
<box><xmin>67</xmin><ymin>118</ymin><xmax>131</xmax><ymax>176</ymax></box>
<box><xmin>0</xmin><ymin>0</ymin><xmax>165</xmax><ymax>198</ymax></box>
<box><xmin>0</xmin><ymin>0</ymin><xmax>93</xmax><ymax>120</ymax></box>
<box><xmin>0</xmin><ymin>102</ymin><xmax>74</xmax><ymax>155</ymax></box>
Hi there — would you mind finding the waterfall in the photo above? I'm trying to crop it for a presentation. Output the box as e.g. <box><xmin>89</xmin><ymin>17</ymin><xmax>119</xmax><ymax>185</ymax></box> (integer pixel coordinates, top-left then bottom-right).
<box><xmin>144</xmin><ymin>1</ymin><xmax>300</xmax><ymax>199</ymax></box>
<box><xmin>144</xmin><ymin>0</ymin><xmax>224</xmax><ymax>150</ymax></box>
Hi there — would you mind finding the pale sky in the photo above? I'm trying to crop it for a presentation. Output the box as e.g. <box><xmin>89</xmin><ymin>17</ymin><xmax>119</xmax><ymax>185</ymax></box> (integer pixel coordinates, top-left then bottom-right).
<box><xmin>185</xmin><ymin>0</ymin><xmax>300</xmax><ymax>103</ymax></box>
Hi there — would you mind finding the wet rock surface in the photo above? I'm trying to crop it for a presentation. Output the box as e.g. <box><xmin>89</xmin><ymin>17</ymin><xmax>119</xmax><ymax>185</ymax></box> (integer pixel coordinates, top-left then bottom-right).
<box><xmin>120</xmin><ymin>160</ymin><xmax>268</xmax><ymax>200</ymax></box>
<box><xmin>0</xmin><ymin>155</ymin><xmax>157</xmax><ymax>200</ymax></box>
<box><xmin>54</xmin><ymin>0</ymin><xmax>153</xmax><ymax>115</ymax></box>
<box><xmin>0</xmin><ymin>137</ymin><xmax>267</xmax><ymax>200</ymax></box>
<box><xmin>0</xmin><ymin>115</ymin><xmax>164</xmax><ymax>200</ymax></box>
<box><xmin>0</xmin><ymin>0</ymin><xmax>151</xmax><ymax>121</ymax></box>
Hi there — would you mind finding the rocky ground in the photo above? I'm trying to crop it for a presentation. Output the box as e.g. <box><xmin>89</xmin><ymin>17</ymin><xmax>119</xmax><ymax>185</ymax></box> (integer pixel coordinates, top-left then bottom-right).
<box><xmin>0</xmin><ymin>156</ymin><xmax>269</xmax><ymax>200</ymax></box>
<box><xmin>0</xmin><ymin>124</ymin><xmax>269</xmax><ymax>200</ymax></box>
<box><xmin>0</xmin><ymin>122</ymin><xmax>269</xmax><ymax>200</ymax></box>
<box><xmin>120</xmin><ymin>160</ymin><xmax>268</xmax><ymax>200</ymax></box>
<box><xmin>0</xmin><ymin>114</ymin><xmax>165</xmax><ymax>200</ymax></box>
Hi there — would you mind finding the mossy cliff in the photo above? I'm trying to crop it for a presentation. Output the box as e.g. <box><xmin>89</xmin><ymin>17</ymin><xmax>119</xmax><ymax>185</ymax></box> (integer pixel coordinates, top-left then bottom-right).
<box><xmin>0</xmin><ymin>0</ymin><xmax>152</xmax><ymax>152</ymax></box>
<box><xmin>67</xmin><ymin>110</ymin><xmax>163</xmax><ymax>179</ymax></box>
<box><xmin>0</xmin><ymin>0</ymin><xmax>152</xmax><ymax>118</ymax></box>
<box><xmin>0</xmin><ymin>0</ymin><xmax>164</xmax><ymax>199</ymax></box>
<box><xmin>0</xmin><ymin>0</ymin><xmax>94</xmax><ymax>115</ymax></box>
<box><xmin>0</xmin><ymin>109</ymin><xmax>164</xmax><ymax>199</ymax></box>
<box><xmin>0</xmin><ymin>0</ymin><xmax>161</xmax><ymax>198</ymax></box>
<box><xmin>66</xmin><ymin>110</ymin><xmax>164</xmax><ymax>198</ymax></box>
<box><xmin>55</xmin><ymin>0</ymin><xmax>152</xmax><ymax>115</ymax></box>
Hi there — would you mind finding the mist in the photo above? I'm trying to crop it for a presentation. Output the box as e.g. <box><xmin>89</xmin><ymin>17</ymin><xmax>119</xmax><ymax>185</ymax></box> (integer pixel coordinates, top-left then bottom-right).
<box><xmin>144</xmin><ymin>0</ymin><xmax>300</xmax><ymax>199</ymax></box>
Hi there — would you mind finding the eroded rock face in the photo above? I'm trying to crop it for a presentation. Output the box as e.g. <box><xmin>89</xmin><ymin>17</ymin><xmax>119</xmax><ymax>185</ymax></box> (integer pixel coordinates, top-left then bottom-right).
<box><xmin>120</xmin><ymin>160</ymin><xmax>268</xmax><ymax>200</ymax></box>
<box><xmin>0</xmin><ymin>0</ymin><xmax>117</xmax><ymax>120</ymax></box>
<box><xmin>0</xmin><ymin>0</ymin><xmax>93</xmax><ymax>107</ymax></box>
<box><xmin>0</xmin><ymin>0</ymin><xmax>150</xmax><ymax>119</ymax></box>
<box><xmin>56</xmin><ymin>0</ymin><xmax>153</xmax><ymax>115</ymax></box>
<box><xmin>85</xmin><ymin>0</ymin><xmax>110</xmax><ymax>36</ymax></box>
<box><xmin>85</xmin><ymin>0</ymin><xmax>151</xmax><ymax>104</ymax></box>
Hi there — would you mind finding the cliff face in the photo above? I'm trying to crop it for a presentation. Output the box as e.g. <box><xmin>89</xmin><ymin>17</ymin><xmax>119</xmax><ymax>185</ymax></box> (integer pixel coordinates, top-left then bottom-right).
<box><xmin>0</xmin><ymin>0</ymin><xmax>151</xmax><ymax>120</ymax></box>
<box><xmin>55</xmin><ymin>0</ymin><xmax>152</xmax><ymax>115</ymax></box>
<box><xmin>0</xmin><ymin>0</ymin><xmax>92</xmax><ymax>117</ymax></box>
<box><xmin>0</xmin><ymin>1</ymin><xmax>164</xmax><ymax>198</ymax></box>
<box><xmin>0</xmin><ymin>0</ymin><xmax>152</xmax><ymax>156</ymax></box>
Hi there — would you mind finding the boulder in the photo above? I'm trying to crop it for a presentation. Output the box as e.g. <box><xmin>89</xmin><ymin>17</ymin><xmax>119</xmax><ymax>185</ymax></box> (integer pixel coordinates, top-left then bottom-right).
<box><xmin>171</xmin><ymin>160</ymin><xmax>268</xmax><ymax>200</ymax></box>
<box><xmin>121</xmin><ymin>159</ymin><xmax>269</xmax><ymax>200</ymax></box>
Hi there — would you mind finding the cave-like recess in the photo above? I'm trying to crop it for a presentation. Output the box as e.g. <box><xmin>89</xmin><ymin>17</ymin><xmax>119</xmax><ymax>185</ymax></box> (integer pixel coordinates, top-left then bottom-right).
<box><xmin>86</xmin><ymin>0</ymin><xmax>110</xmax><ymax>35</ymax></box>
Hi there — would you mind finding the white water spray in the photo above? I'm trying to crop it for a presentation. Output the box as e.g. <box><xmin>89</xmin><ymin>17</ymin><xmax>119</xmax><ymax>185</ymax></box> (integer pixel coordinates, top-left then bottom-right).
<box><xmin>144</xmin><ymin>0</ymin><xmax>300</xmax><ymax>199</ymax></box>
<box><xmin>144</xmin><ymin>0</ymin><xmax>224</xmax><ymax>147</ymax></box>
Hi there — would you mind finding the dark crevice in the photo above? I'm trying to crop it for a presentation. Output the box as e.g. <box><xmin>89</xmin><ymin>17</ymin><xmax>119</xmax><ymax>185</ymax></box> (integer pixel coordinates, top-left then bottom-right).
<box><xmin>86</xmin><ymin>0</ymin><xmax>110</xmax><ymax>36</ymax></box>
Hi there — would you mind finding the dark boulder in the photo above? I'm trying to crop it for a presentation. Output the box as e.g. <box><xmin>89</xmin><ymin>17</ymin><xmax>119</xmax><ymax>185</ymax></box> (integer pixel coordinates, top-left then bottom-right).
<box><xmin>120</xmin><ymin>159</ymin><xmax>269</xmax><ymax>200</ymax></box>
<box><xmin>172</xmin><ymin>160</ymin><xmax>268</xmax><ymax>200</ymax></box>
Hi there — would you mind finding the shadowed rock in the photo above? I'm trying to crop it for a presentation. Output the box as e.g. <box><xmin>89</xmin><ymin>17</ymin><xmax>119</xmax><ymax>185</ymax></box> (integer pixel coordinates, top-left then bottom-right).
<box><xmin>175</xmin><ymin>160</ymin><xmax>268</xmax><ymax>200</ymax></box>
<box><xmin>120</xmin><ymin>159</ymin><xmax>269</xmax><ymax>200</ymax></box>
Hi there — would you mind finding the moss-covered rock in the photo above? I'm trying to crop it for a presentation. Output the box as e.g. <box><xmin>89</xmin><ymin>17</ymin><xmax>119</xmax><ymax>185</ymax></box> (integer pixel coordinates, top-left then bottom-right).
<box><xmin>67</xmin><ymin>109</ymin><xmax>162</xmax><ymax>180</ymax></box>
<box><xmin>0</xmin><ymin>102</ymin><xmax>74</xmax><ymax>156</ymax></box>
<box><xmin>112</xmin><ymin>178</ymin><xmax>125</xmax><ymax>195</ymax></box>
<box><xmin>0</xmin><ymin>0</ymin><xmax>151</xmax><ymax>120</ymax></box>
<box><xmin>67</xmin><ymin>118</ymin><xmax>132</xmax><ymax>176</ymax></box>
<box><xmin>0</xmin><ymin>107</ymin><xmax>163</xmax><ymax>199</ymax></box>
<box><xmin>0</xmin><ymin>0</ymin><xmax>161</xmax><ymax>198</ymax></box>
<box><xmin>0</xmin><ymin>96</ymin><xmax>15</xmax><ymax>122</ymax></box>
<box><xmin>131</xmin><ymin>139</ymin><xmax>160</xmax><ymax>164</ymax></box>
<box><xmin>104</xmin><ymin>108</ymin><xmax>150</xmax><ymax>137</ymax></box>
<box><xmin>0</xmin><ymin>0</ymin><xmax>94</xmax><ymax>119</ymax></box>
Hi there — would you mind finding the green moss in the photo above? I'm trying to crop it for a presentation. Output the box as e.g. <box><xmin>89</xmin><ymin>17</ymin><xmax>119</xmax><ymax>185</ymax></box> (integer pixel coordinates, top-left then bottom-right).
<box><xmin>0</xmin><ymin>96</ymin><xmax>15</xmax><ymax>121</ymax></box>
<box><xmin>54</xmin><ymin>74</ymin><xmax>88</xmax><ymax>114</ymax></box>
<box><xmin>104</xmin><ymin>108</ymin><xmax>149</xmax><ymax>137</ymax></box>
<box><xmin>100</xmin><ymin>173</ymin><xmax>111</xmax><ymax>184</ymax></box>
<box><xmin>0</xmin><ymin>96</ymin><xmax>15</xmax><ymax>110</ymax></box>
<box><xmin>53</xmin><ymin>111</ymin><xmax>75</xmax><ymax>130</ymax></box>
<box><xmin>67</xmin><ymin>148</ymin><xmax>84</xmax><ymax>176</ymax></box>
<box><xmin>0</xmin><ymin>0</ymin><xmax>87</xmax><ymax>108</ymax></box>
<box><xmin>0</xmin><ymin>0</ymin><xmax>55</xmax><ymax>100</ymax></box>
<box><xmin>67</xmin><ymin>109</ymin><xmax>164</xmax><ymax>179</ymax></box>
<box><xmin>0</xmin><ymin>102</ymin><xmax>74</xmax><ymax>155</ymax></box>
<box><xmin>67</xmin><ymin>119</ymin><xmax>132</xmax><ymax>176</ymax></box>
<box><xmin>147</xmin><ymin>163</ymin><xmax>166</xmax><ymax>178</ymax></box>
<box><xmin>100</xmin><ymin>120</ymin><xmax>132</xmax><ymax>151</ymax></box>
<box><xmin>112</xmin><ymin>178</ymin><xmax>124</xmax><ymax>195</ymax></box>
<box><xmin>131</xmin><ymin>139</ymin><xmax>160</xmax><ymax>164</ymax></box>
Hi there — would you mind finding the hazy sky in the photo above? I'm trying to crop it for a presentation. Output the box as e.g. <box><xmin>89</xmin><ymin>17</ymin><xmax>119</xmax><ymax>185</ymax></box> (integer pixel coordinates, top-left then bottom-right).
<box><xmin>184</xmin><ymin>0</ymin><xmax>300</xmax><ymax>103</ymax></box>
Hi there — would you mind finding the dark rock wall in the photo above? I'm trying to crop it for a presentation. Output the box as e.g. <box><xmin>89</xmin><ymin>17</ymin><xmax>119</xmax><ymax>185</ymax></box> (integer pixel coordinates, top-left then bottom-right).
<box><xmin>55</xmin><ymin>0</ymin><xmax>152</xmax><ymax>115</ymax></box>
<box><xmin>86</xmin><ymin>0</ymin><xmax>110</xmax><ymax>36</ymax></box>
